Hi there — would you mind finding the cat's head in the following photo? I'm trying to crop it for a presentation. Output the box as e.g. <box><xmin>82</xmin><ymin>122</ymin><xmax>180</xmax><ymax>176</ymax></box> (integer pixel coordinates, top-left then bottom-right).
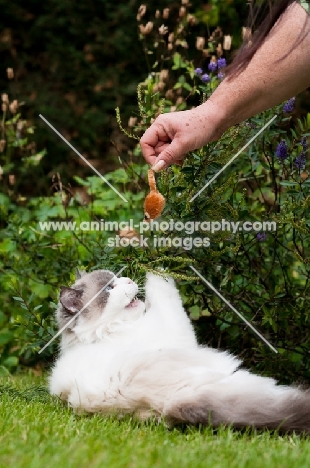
<box><xmin>57</xmin><ymin>269</ymin><xmax>145</xmax><ymax>351</ymax></box>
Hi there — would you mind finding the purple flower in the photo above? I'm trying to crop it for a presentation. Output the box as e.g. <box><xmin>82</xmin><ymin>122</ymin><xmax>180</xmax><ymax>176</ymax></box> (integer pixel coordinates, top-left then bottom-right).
<box><xmin>294</xmin><ymin>137</ymin><xmax>307</xmax><ymax>169</ymax></box>
<box><xmin>194</xmin><ymin>67</ymin><xmax>203</xmax><ymax>75</ymax></box>
<box><xmin>201</xmin><ymin>73</ymin><xmax>210</xmax><ymax>83</ymax></box>
<box><xmin>208</xmin><ymin>61</ymin><xmax>217</xmax><ymax>72</ymax></box>
<box><xmin>256</xmin><ymin>232</ymin><xmax>267</xmax><ymax>242</ymax></box>
<box><xmin>275</xmin><ymin>140</ymin><xmax>288</xmax><ymax>161</ymax></box>
<box><xmin>283</xmin><ymin>97</ymin><xmax>295</xmax><ymax>113</ymax></box>
<box><xmin>294</xmin><ymin>152</ymin><xmax>306</xmax><ymax>170</ymax></box>
<box><xmin>217</xmin><ymin>58</ymin><xmax>226</xmax><ymax>69</ymax></box>
<box><xmin>301</xmin><ymin>136</ymin><xmax>307</xmax><ymax>152</ymax></box>
<box><xmin>217</xmin><ymin>72</ymin><xmax>224</xmax><ymax>80</ymax></box>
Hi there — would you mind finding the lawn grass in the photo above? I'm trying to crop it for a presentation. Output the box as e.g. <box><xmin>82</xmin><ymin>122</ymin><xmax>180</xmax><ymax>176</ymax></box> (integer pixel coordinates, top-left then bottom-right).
<box><xmin>1</xmin><ymin>372</ymin><xmax>310</xmax><ymax>468</ymax></box>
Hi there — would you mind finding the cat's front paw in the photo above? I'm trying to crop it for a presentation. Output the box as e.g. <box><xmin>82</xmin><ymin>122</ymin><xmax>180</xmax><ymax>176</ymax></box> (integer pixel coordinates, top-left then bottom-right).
<box><xmin>146</xmin><ymin>271</ymin><xmax>174</xmax><ymax>284</ymax></box>
<box><xmin>145</xmin><ymin>272</ymin><xmax>177</xmax><ymax>297</ymax></box>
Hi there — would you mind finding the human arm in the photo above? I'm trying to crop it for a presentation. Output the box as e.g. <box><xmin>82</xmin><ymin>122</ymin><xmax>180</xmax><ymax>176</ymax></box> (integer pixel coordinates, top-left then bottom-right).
<box><xmin>140</xmin><ymin>1</ymin><xmax>310</xmax><ymax>171</ymax></box>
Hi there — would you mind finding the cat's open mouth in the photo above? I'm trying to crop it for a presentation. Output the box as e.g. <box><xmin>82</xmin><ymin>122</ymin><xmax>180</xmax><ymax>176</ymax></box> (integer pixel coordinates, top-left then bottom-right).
<box><xmin>126</xmin><ymin>297</ymin><xmax>140</xmax><ymax>308</ymax></box>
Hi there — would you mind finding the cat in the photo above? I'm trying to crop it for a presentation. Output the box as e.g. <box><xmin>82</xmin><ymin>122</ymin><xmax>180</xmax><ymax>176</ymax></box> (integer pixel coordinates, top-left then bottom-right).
<box><xmin>50</xmin><ymin>269</ymin><xmax>310</xmax><ymax>432</ymax></box>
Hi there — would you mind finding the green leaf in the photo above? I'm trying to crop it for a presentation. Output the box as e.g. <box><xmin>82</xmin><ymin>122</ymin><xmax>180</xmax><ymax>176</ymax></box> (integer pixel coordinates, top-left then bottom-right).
<box><xmin>189</xmin><ymin>305</ymin><xmax>200</xmax><ymax>319</ymax></box>
<box><xmin>0</xmin><ymin>330</ymin><xmax>14</xmax><ymax>345</ymax></box>
<box><xmin>2</xmin><ymin>356</ymin><xmax>19</xmax><ymax>368</ymax></box>
<box><xmin>279</xmin><ymin>181</ymin><xmax>297</xmax><ymax>187</ymax></box>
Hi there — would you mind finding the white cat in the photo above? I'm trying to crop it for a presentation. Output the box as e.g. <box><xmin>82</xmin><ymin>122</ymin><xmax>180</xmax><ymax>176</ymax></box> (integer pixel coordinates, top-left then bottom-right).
<box><xmin>50</xmin><ymin>269</ymin><xmax>310</xmax><ymax>432</ymax></box>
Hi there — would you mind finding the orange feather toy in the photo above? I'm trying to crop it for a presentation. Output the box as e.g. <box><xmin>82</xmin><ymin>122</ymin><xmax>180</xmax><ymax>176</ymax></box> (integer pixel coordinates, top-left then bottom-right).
<box><xmin>143</xmin><ymin>169</ymin><xmax>165</xmax><ymax>221</ymax></box>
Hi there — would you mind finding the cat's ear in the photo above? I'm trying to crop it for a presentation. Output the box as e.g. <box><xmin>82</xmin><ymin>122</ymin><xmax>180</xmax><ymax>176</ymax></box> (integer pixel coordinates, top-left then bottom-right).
<box><xmin>60</xmin><ymin>287</ymin><xmax>83</xmax><ymax>314</ymax></box>
<box><xmin>75</xmin><ymin>269</ymin><xmax>86</xmax><ymax>280</ymax></box>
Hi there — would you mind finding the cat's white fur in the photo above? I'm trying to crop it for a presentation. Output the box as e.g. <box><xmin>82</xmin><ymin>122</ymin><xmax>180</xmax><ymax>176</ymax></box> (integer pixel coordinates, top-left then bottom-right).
<box><xmin>50</xmin><ymin>271</ymin><xmax>310</xmax><ymax>432</ymax></box>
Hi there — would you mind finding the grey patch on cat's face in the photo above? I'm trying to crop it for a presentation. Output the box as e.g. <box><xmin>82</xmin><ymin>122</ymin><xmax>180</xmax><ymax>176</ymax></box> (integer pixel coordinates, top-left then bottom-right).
<box><xmin>84</xmin><ymin>270</ymin><xmax>115</xmax><ymax>311</ymax></box>
<box><xmin>57</xmin><ymin>269</ymin><xmax>115</xmax><ymax>331</ymax></box>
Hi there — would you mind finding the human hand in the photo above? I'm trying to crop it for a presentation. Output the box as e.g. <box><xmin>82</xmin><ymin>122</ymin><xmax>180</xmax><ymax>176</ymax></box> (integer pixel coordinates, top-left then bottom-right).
<box><xmin>140</xmin><ymin>102</ymin><xmax>225</xmax><ymax>171</ymax></box>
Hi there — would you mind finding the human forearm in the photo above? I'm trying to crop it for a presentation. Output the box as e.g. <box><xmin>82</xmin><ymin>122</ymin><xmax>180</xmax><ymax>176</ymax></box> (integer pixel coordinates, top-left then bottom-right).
<box><xmin>140</xmin><ymin>1</ymin><xmax>310</xmax><ymax>170</ymax></box>
<box><xmin>203</xmin><ymin>1</ymin><xmax>310</xmax><ymax>139</ymax></box>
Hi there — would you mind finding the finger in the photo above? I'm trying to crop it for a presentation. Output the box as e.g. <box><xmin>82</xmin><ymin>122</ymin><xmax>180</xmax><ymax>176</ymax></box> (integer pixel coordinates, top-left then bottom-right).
<box><xmin>139</xmin><ymin>141</ymin><xmax>157</xmax><ymax>166</ymax></box>
<box><xmin>140</xmin><ymin>124</ymin><xmax>171</xmax><ymax>165</ymax></box>
<box><xmin>152</xmin><ymin>139</ymin><xmax>187</xmax><ymax>172</ymax></box>
<box><xmin>154</xmin><ymin>142</ymin><xmax>170</xmax><ymax>156</ymax></box>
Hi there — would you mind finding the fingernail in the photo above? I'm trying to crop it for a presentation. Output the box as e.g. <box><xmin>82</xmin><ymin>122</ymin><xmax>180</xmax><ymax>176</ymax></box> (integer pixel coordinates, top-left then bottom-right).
<box><xmin>152</xmin><ymin>160</ymin><xmax>166</xmax><ymax>172</ymax></box>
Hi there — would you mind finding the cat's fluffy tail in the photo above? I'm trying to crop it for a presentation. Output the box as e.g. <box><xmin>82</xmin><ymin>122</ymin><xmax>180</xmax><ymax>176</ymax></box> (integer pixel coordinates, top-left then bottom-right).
<box><xmin>127</xmin><ymin>348</ymin><xmax>310</xmax><ymax>433</ymax></box>
<box><xmin>164</xmin><ymin>369</ymin><xmax>310</xmax><ymax>433</ymax></box>
<box><xmin>166</xmin><ymin>376</ymin><xmax>310</xmax><ymax>433</ymax></box>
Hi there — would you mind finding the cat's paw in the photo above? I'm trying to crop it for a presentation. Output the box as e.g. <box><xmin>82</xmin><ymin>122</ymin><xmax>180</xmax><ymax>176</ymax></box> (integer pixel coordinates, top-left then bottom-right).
<box><xmin>145</xmin><ymin>272</ymin><xmax>177</xmax><ymax>297</ymax></box>
<box><xmin>146</xmin><ymin>272</ymin><xmax>173</xmax><ymax>284</ymax></box>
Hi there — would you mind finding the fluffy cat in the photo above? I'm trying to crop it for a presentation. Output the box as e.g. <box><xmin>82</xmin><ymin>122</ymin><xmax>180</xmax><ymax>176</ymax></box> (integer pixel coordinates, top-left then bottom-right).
<box><xmin>50</xmin><ymin>269</ymin><xmax>310</xmax><ymax>432</ymax></box>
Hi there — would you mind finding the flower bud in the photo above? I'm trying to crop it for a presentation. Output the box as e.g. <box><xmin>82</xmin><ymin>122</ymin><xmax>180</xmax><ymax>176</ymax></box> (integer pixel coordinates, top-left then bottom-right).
<box><xmin>163</xmin><ymin>8</ymin><xmax>169</xmax><ymax>19</ymax></box>
<box><xmin>138</xmin><ymin>5</ymin><xmax>146</xmax><ymax>15</ymax></box>
<box><xmin>17</xmin><ymin>120</ymin><xmax>24</xmax><ymax>131</ymax></box>
<box><xmin>137</xmin><ymin>5</ymin><xmax>146</xmax><ymax>21</ymax></box>
<box><xmin>187</xmin><ymin>14</ymin><xmax>196</xmax><ymax>26</ymax></box>
<box><xmin>157</xmin><ymin>81</ymin><xmax>165</xmax><ymax>92</ymax></box>
<box><xmin>9</xmin><ymin>99</ymin><xmax>18</xmax><ymax>113</ymax></box>
<box><xmin>6</xmin><ymin>68</ymin><xmax>14</xmax><ymax>79</ymax></box>
<box><xmin>139</xmin><ymin>22</ymin><xmax>153</xmax><ymax>35</ymax></box>
<box><xmin>223</xmin><ymin>35</ymin><xmax>232</xmax><ymax>50</ymax></box>
<box><xmin>179</xmin><ymin>7</ymin><xmax>186</xmax><ymax>17</ymax></box>
<box><xmin>216</xmin><ymin>43</ymin><xmax>223</xmax><ymax>56</ymax></box>
<box><xmin>119</xmin><ymin>227</ymin><xmax>139</xmax><ymax>240</ymax></box>
<box><xmin>1</xmin><ymin>93</ymin><xmax>9</xmax><ymax>104</ymax></box>
<box><xmin>128</xmin><ymin>117</ymin><xmax>137</xmax><ymax>127</ymax></box>
<box><xmin>196</xmin><ymin>37</ymin><xmax>205</xmax><ymax>50</ymax></box>
<box><xmin>158</xmin><ymin>24</ymin><xmax>168</xmax><ymax>35</ymax></box>
<box><xmin>165</xmin><ymin>89</ymin><xmax>174</xmax><ymax>100</ymax></box>
<box><xmin>159</xmin><ymin>69</ymin><xmax>169</xmax><ymax>81</ymax></box>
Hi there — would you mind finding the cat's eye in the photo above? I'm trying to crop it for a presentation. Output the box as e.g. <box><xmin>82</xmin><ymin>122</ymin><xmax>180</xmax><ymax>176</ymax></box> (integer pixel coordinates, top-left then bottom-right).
<box><xmin>105</xmin><ymin>285</ymin><xmax>113</xmax><ymax>292</ymax></box>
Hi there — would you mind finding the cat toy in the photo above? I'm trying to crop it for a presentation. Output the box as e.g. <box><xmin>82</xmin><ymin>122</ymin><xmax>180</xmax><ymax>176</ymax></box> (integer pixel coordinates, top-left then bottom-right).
<box><xmin>143</xmin><ymin>169</ymin><xmax>165</xmax><ymax>221</ymax></box>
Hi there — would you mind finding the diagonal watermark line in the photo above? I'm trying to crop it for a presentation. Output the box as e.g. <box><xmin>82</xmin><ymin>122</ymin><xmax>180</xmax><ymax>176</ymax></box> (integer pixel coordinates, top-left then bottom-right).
<box><xmin>189</xmin><ymin>265</ymin><xmax>278</xmax><ymax>354</ymax></box>
<box><xmin>190</xmin><ymin>115</ymin><xmax>278</xmax><ymax>202</ymax></box>
<box><xmin>39</xmin><ymin>114</ymin><xmax>128</xmax><ymax>203</ymax></box>
<box><xmin>38</xmin><ymin>266</ymin><xmax>126</xmax><ymax>354</ymax></box>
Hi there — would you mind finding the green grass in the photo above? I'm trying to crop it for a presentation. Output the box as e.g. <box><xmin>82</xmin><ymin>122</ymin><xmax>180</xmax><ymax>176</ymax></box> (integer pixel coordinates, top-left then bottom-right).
<box><xmin>1</xmin><ymin>373</ymin><xmax>310</xmax><ymax>468</ymax></box>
